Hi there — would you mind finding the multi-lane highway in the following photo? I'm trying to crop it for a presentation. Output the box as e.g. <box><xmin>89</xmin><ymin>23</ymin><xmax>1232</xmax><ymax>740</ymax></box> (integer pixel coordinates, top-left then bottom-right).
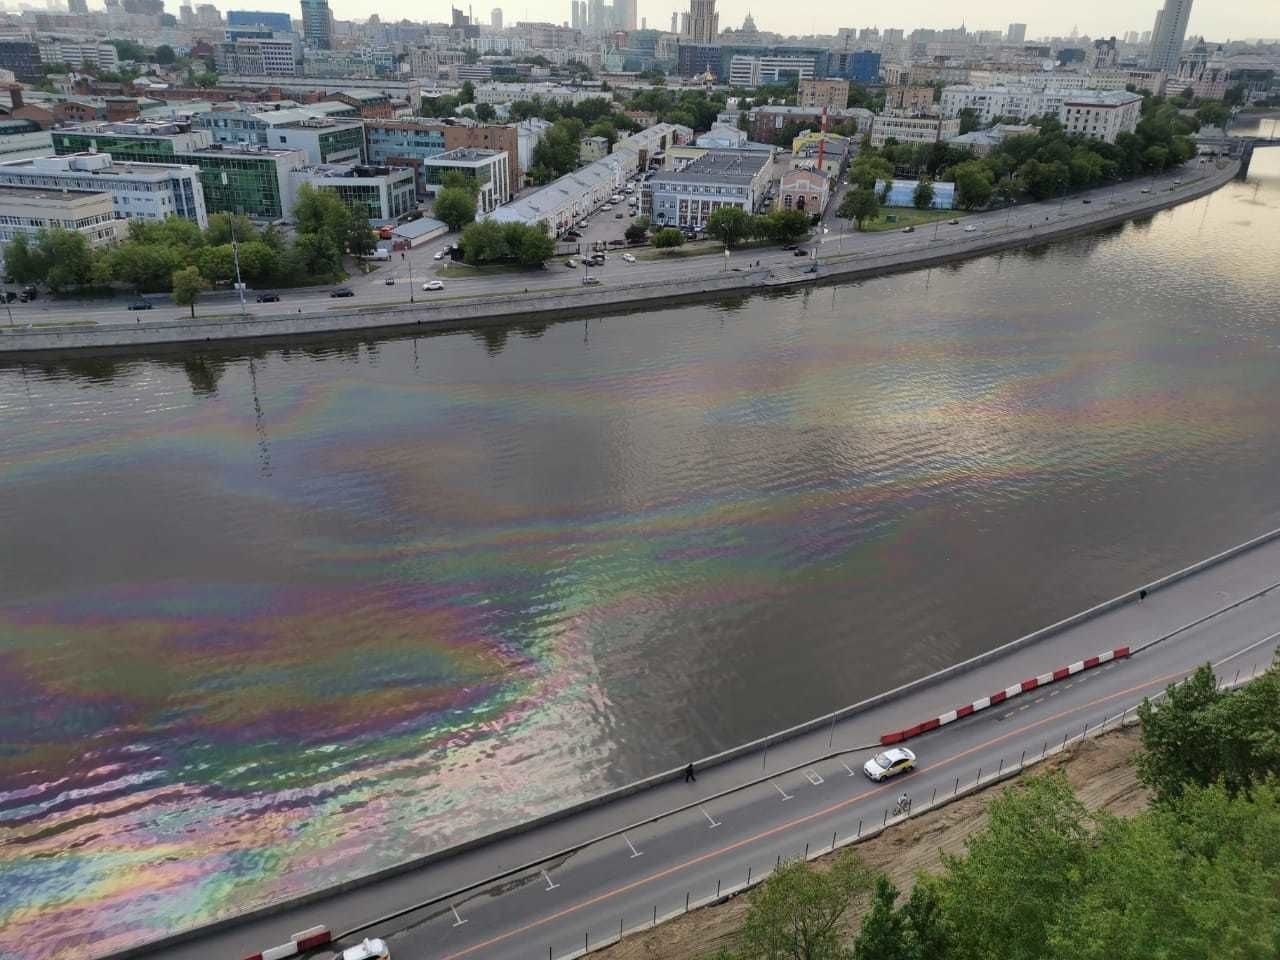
<box><xmin>149</xmin><ymin>531</ymin><xmax>1280</xmax><ymax>960</ymax></box>
<box><xmin>4</xmin><ymin>163</ymin><xmax>1219</xmax><ymax>334</ymax></box>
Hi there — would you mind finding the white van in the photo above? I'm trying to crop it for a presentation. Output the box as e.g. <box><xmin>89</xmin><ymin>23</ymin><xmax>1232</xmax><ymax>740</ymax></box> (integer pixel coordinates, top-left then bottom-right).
<box><xmin>342</xmin><ymin>939</ymin><xmax>390</xmax><ymax>960</ymax></box>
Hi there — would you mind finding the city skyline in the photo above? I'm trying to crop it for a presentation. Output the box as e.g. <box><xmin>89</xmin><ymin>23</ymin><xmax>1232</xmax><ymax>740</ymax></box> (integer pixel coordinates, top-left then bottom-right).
<box><xmin>137</xmin><ymin>0</ymin><xmax>1275</xmax><ymax>42</ymax></box>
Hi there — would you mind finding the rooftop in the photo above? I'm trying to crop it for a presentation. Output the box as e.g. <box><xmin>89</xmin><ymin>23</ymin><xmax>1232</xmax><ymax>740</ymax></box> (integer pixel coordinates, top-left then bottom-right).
<box><xmin>654</xmin><ymin>150</ymin><xmax>770</xmax><ymax>186</ymax></box>
<box><xmin>2</xmin><ymin>153</ymin><xmax>198</xmax><ymax>178</ymax></box>
<box><xmin>423</xmin><ymin>147</ymin><xmax>506</xmax><ymax>164</ymax></box>
<box><xmin>0</xmin><ymin>183</ymin><xmax>107</xmax><ymax>202</ymax></box>
<box><xmin>1062</xmin><ymin>90</ymin><xmax>1144</xmax><ymax>106</ymax></box>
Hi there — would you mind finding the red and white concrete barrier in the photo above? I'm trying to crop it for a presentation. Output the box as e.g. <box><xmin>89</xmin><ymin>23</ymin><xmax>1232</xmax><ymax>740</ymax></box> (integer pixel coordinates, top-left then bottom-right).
<box><xmin>242</xmin><ymin>926</ymin><xmax>332</xmax><ymax>960</ymax></box>
<box><xmin>879</xmin><ymin>646</ymin><xmax>1130</xmax><ymax>746</ymax></box>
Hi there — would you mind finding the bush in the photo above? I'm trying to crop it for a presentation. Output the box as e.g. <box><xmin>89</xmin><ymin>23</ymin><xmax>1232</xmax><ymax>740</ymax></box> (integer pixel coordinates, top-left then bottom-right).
<box><xmin>651</xmin><ymin>227</ymin><xmax>685</xmax><ymax>248</ymax></box>
<box><xmin>458</xmin><ymin>220</ymin><xmax>553</xmax><ymax>265</ymax></box>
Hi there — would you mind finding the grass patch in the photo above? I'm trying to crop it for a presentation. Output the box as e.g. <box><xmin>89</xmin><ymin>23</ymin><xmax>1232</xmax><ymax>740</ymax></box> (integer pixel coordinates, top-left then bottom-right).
<box><xmin>860</xmin><ymin>208</ymin><xmax>965</xmax><ymax>233</ymax></box>
<box><xmin>432</xmin><ymin>262</ymin><xmax>541</xmax><ymax>278</ymax></box>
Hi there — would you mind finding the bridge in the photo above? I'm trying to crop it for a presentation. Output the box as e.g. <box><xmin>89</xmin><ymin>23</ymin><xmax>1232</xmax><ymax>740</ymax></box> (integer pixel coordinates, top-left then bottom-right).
<box><xmin>1193</xmin><ymin>131</ymin><xmax>1280</xmax><ymax>177</ymax></box>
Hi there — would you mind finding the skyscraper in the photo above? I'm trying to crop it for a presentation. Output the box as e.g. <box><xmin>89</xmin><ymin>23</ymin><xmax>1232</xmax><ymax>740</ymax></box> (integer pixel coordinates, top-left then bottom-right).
<box><xmin>670</xmin><ymin>11</ymin><xmax>677</xmax><ymax>32</ymax></box>
<box><xmin>682</xmin><ymin>0</ymin><xmax>717</xmax><ymax>43</ymax></box>
<box><xmin>300</xmin><ymin>0</ymin><xmax>332</xmax><ymax>49</ymax></box>
<box><xmin>490</xmin><ymin>6</ymin><xmax>502</xmax><ymax>28</ymax></box>
<box><xmin>613</xmin><ymin>0</ymin><xmax>636</xmax><ymax>31</ymax></box>
<box><xmin>1006</xmin><ymin>22</ymin><xmax>1026</xmax><ymax>44</ymax></box>
<box><xmin>570</xmin><ymin>0</ymin><xmax>581</xmax><ymax>28</ymax></box>
<box><xmin>1148</xmin><ymin>0</ymin><xmax>1193</xmax><ymax>72</ymax></box>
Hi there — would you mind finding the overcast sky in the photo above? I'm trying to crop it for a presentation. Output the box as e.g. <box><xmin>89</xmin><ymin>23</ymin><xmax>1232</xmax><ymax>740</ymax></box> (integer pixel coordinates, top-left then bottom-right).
<box><xmin>247</xmin><ymin>0</ymin><xmax>1276</xmax><ymax>41</ymax></box>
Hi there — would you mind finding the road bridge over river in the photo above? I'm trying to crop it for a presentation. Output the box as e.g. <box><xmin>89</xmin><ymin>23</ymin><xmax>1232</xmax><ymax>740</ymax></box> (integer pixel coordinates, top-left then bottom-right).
<box><xmin>111</xmin><ymin>527</ymin><xmax>1280</xmax><ymax>960</ymax></box>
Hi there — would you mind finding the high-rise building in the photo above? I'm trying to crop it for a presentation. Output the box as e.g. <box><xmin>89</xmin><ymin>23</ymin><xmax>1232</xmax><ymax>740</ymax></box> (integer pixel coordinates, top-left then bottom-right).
<box><xmin>228</xmin><ymin>9</ymin><xmax>295</xmax><ymax>32</ymax></box>
<box><xmin>682</xmin><ymin>0</ymin><xmax>717</xmax><ymax>44</ymax></box>
<box><xmin>613</xmin><ymin>0</ymin><xmax>636</xmax><ymax>31</ymax></box>
<box><xmin>670</xmin><ymin>11</ymin><xmax>677</xmax><ymax>32</ymax></box>
<box><xmin>570</xmin><ymin>1</ymin><xmax>581</xmax><ymax>28</ymax></box>
<box><xmin>1148</xmin><ymin>0</ymin><xmax>1192</xmax><ymax>72</ymax></box>
<box><xmin>300</xmin><ymin>0</ymin><xmax>332</xmax><ymax>49</ymax></box>
<box><xmin>68</xmin><ymin>0</ymin><xmax>89</xmax><ymax>14</ymax></box>
<box><xmin>491</xmin><ymin>6</ymin><xmax>502</xmax><ymax>28</ymax></box>
<box><xmin>1006</xmin><ymin>22</ymin><xmax>1026</xmax><ymax>44</ymax></box>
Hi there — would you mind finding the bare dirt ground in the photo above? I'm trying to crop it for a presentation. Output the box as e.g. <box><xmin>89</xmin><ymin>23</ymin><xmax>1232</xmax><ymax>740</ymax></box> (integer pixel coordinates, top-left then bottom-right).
<box><xmin>597</xmin><ymin>727</ymin><xmax>1149</xmax><ymax>960</ymax></box>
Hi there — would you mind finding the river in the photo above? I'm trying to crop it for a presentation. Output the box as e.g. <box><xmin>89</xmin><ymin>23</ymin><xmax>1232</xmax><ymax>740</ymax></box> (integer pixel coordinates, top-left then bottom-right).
<box><xmin>2</xmin><ymin>140</ymin><xmax>1278</xmax><ymax>958</ymax></box>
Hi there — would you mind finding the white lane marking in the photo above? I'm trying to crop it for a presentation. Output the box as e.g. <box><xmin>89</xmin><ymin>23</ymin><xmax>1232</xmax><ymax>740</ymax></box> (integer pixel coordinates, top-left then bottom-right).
<box><xmin>700</xmin><ymin>805</ymin><xmax>721</xmax><ymax>828</ymax></box>
<box><xmin>841</xmin><ymin>762</ymin><xmax>857</xmax><ymax>777</ymax></box>
<box><xmin>1049</xmin><ymin>689</ymin><xmax>1061</xmax><ymax>696</ymax></box>
<box><xmin>1033</xmin><ymin>696</ymin><xmax>1045</xmax><ymax>703</ymax></box>
<box><xmin>451</xmin><ymin>904</ymin><xmax>467</xmax><ymax>927</ymax></box>
<box><xmin>542</xmin><ymin>869</ymin><xmax>559</xmax><ymax>891</ymax></box>
<box><xmin>773</xmin><ymin>782</ymin><xmax>794</xmax><ymax>801</ymax></box>
<box><xmin>805</xmin><ymin>770</ymin><xmax>825</xmax><ymax>786</ymax></box>
<box><xmin>623</xmin><ymin>834</ymin><xmax>643</xmax><ymax>859</ymax></box>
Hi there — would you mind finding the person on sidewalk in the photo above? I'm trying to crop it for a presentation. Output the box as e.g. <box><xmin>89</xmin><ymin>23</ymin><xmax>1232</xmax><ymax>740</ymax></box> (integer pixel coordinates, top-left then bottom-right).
<box><xmin>1139</xmin><ymin>588</ymin><xmax>1148</xmax><ymax>604</ymax></box>
<box><xmin>684</xmin><ymin>763</ymin><xmax>696</xmax><ymax>783</ymax></box>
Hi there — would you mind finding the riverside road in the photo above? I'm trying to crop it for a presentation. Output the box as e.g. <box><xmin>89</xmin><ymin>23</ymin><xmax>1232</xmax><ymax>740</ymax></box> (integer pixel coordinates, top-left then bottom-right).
<box><xmin>1</xmin><ymin>162</ymin><xmax>1224</xmax><ymax>335</ymax></box>
<box><xmin>147</xmin><ymin>530</ymin><xmax>1280</xmax><ymax>960</ymax></box>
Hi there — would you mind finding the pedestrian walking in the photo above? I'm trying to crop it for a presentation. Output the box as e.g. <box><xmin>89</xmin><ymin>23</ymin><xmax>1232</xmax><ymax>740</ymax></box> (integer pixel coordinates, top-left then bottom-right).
<box><xmin>1139</xmin><ymin>588</ymin><xmax>1148</xmax><ymax>604</ymax></box>
<box><xmin>684</xmin><ymin>763</ymin><xmax>696</xmax><ymax>783</ymax></box>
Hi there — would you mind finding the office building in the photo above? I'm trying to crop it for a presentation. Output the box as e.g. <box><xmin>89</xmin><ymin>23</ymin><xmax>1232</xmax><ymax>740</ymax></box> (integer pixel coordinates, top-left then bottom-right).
<box><xmin>1006</xmin><ymin>22</ymin><xmax>1026</xmax><ymax>44</ymax></box>
<box><xmin>419</xmin><ymin>147</ymin><xmax>510</xmax><ymax>213</ymax></box>
<box><xmin>797</xmin><ymin>78</ymin><xmax>850</xmax><ymax>111</ymax></box>
<box><xmin>748</xmin><ymin>106</ymin><xmax>873</xmax><ymax>143</ymax></box>
<box><xmin>729</xmin><ymin>55</ymin><xmax>817</xmax><ymax>87</ymax></box>
<box><xmin>293</xmin><ymin>163</ymin><xmax>415</xmax><ymax>222</ymax></box>
<box><xmin>216</xmin><ymin>34</ymin><xmax>303</xmax><ymax>75</ymax></box>
<box><xmin>682</xmin><ymin>0</ymin><xmax>718</xmax><ymax>45</ymax></box>
<box><xmin>645</xmin><ymin>150</ymin><xmax>771</xmax><ymax>230</ymax></box>
<box><xmin>37</xmin><ymin>42</ymin><xmax>119</xmax><ymax>72</ymax></box>
<box><xmin>776</xmin><ymin>167</ymin><xmax>829</xmax><ymax>216</ymax></box>
<box><xmin>362</xmin><ymin>119</ymin><xmax>522</xmax><ymax>193</ymax></box>
<box><xmin>197</xmin><ymin>108</ymin><xmax>364</xmax><ymax>164</ymax></box>
<box><xmin>1149</xmin><ymin>0</ymin><xmax>1193</xmax><ymax>73</ymax></box>
<box><xmin>227</xmin><ymin>9</ymin><xmax>296</xmax><ymax>31</ymax></box>
<box><xmin>491</xmin><ymin>7</ymin><xmax>503</xmax><ymax>28</ymax></box>
<box><xmin>51</xmin><ymin>121</ymin><xmax>307</xmax><ymax>220</ymax></box>
<box><xmin>0</xmin><ymin>153</ymin><xmax>208</xmax><ymax>228</ymax></box>
<box><xmin>0</xmin><ymin>41</ymin><xmax>42</xmax><ymax>82</ymax></box>
<box><xmin>68</xmin><ymin>0</ymin><xmax>90</xmax><ymax>13</ymax></box>
<box><xmin>885</xmin><ymin>85</ymin><xmax>937</xmax><ymax>114</ymax></box>
<box><xmin>869</xmin><ymin>114</ymin><xmax>960</xmax><ymax>147</ymax></box>
<box><xmin>1058</xmin><ymin>90</ymin><xmax>1142</xmax><ymax>143</ymax></box>
<box><xmin>0</xmin><ymin>185</ymin><xmax>122</xmax><ymax>249</ymax></box>
<box><xmin>300</xmin><ymin>0</ymin><xmax>333</xmax><ymax>51</ymax></box>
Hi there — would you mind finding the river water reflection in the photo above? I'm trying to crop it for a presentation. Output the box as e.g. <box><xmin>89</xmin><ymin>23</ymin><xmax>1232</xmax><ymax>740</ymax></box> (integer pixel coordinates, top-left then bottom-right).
<box><xmin>1</xmin><ymin>143</ymin><xmax>1278</xmax><ymax>957</ymax></box>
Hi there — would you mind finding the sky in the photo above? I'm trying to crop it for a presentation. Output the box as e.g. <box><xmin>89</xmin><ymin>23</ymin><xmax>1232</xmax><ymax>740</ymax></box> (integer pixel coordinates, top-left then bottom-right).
<box><xmin>186</xmin><ymin>0</ymin><xmax>1277</xmax><ymax>42</ymax></box>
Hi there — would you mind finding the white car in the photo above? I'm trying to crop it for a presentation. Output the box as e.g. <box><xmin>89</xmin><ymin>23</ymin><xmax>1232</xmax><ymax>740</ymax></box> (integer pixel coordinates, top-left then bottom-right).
<box><xmin>621</xmin><ymin>253</ymin><xmax>636</xmax><ymax>263</ymax></box>
<box><xmin>422</xmin><ymin>280</ymin><xmax>444</xmax><ymax>291</ymax></box>
<box><xmin>342</xmin><ymin>939</ymin><xmax>390</xmax><ymax>960</ymax></box>
<box><xmin>963</xmin><ymin>225</ymin><xmax>977</xmax><ymax>233</ymax></box>
<box><xmin>433</xmin><ymin>251</ymin><xmax>444</xmax><ymax>260</ymax></box>
<box><xmin>862</xmin><ymin>746</ymin><xmax>916</xmax><ymax>781</ymax></box>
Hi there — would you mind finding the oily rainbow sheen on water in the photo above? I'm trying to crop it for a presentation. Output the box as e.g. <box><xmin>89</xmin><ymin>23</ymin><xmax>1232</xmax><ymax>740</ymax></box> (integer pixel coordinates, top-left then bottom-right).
<box><xmin>4</xmin><ymin>188</ymin><xmax>1280</xmax><ymax>960</ymax></box>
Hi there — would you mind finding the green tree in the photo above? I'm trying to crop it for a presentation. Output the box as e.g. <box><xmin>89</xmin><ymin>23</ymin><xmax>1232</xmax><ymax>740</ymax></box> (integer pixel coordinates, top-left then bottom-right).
<box><xmin>293</xmin><ymin>183</ymin><xmax>356</xmax><ymax>250</ymax></box>
<box><xmin>1142</xmin><ymin>144</ymin><xmax>1169</xmax><ymax>171</ymax></box>
<box><xmin>111</xmin><ymin>242</ymin><xmax>184</xmax><ymax>292</ymax></box>
<box><xmin>839</xmin><ymin>188</ymin><xmax>880</xmax><ymax>230</ymax></box>
<box><xmin>624</xmin><ymin>222</ymin><xmax>648</xmax><ymax>243</ymax></box>
<box><xmin>848</xmin><ymin>154</ymin><xmax>893</xmax><ymax>189</ymax></box>
<box><xmin>530</xmin><ymin>118</ymin><xmax>584</xmax><ymax>183</ymax></box>
<box><xmin>900</xmin><ymin>877</ymin><xmax>951</xmax><ymax>960</ymax></box>
<box><xmin>760</xmin><ymin>209</ymin><xmax>810</xmax><ymax>243</ymax></box>
<box><xmin>474</xmin><ymin>102</ymin><xmax>496</xmax><ymax>122</ymax></box>
<box><xmin>1195</xmin><ymin>100</ymin><xmax>1230</xmax><ymax>129</ymax></box>
<box><xmin>3</xmin><ymin>234</ymin><xmax>44</xmax><ymax>284</ymax></box>
<box><xmin>734</xmin><ymin>852</ymin><xmax>875</xmax><ymax>960</ymax></box>
<box><xmin>171</xmin><ymin>265</ymin><xmax>209</xmax><ymax>317</ymax></box>
<box><xmin>957</xmin><ymin>107</ymin><xmax>981</xmax><ymax>134</ymax></box>
<box><xmin>853</xmin><ymin>877</ymin><xmax>911</xmax><ymax>960</ymax></box>
<box><xmin>952</xmin><ymin>160</ymin><xmax>995</xmax><ymax>209</ymax></box>
<box><xmin>441</xmin><ymin>170</ymin><xmax>480</xmax><ymax>198</ymax></box>
<box><xmin>435</xmin><ymin>188</ymin><xmax>478</xmax><ymax>231</ymax></box>
<box><xmin>290</xmin><ymin>233</ymin><xmax>343</xmax><ymax>281</ymax></box>
<box><xmin>196</xmin><ymin>244</ymin><xmax>237</xmax><ymax>285</ymax></box>
<box><xmin>154</xmin><ymin>44</ymin><xmax>176</xmax><ymax>64</ymax></box>
<box><xmin>459</xmin><ymin>80</ymin><xmax>476</xmax><ymax>104</ymax></box>
<box><xmin>940</xmin><ymin>774</ymin><xmax>1089</xmax><ymax>960</ymax></box>
<box><xmin>234</xmin><ymin>241</ymin><xmax>280</xmax><ymax>286</ymax></box>
<box><xmin>913</xmin><ymin>178</ymin><xmax>936</xmax><ymax>210</ymax></box>
<box><xmin>706</xmin><ymin>205</ymin><xmax>752</xmax><ymax>247</ymax></box>
<box><xmin>513</xmin><ymin>225</ymin><xmax>554</xmax><ymax>265</ymax></box>
<box><xmin>204</xmin><ymin>212</ymin><xmax>258</xmax><ymax>246</ymax></box>
<box><xmin>651</xmin><ymin>227</ymin><xmax>685</xmax><ymax>248</ymax></box>
<box><xmin>38</xmin><ymin>228</ymin><xmax>94</xmax><ymax>293</ymax></box>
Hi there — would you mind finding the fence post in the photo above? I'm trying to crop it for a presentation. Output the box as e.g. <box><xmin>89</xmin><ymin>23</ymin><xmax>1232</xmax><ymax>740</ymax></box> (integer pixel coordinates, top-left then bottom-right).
<box><xmin>828</xmin><ymin>715</ymin><xmax>836</xmax><ymax>749</ymax></box>
<box><xmin>857</xmin><ymin>818</ymin><xmax>862</xmax><ymax>837</ymax></box>
<box><xmin>747</xmin><ymin>866</ymin><xmax>752</xmax><ymax>885</ymax></box>
<box><xmin>1062</xmin><ymin>731</ymin><xmax>1069</xmax><ymax>750</ymax></box>
<box><xmin>954</xmin><ymin>776</ymin><xmax>959</xmax><ymax>796</ymax></box>
<box><xmin>804</xmin><ymin>842</ymin><xmax>809</xmax><ymax>859</ymax></box>
<box><xmin>762</xmin><ymin>745</ymin><xmax>767</xmax><ymax>771</ymax></box>
<box><xmin>883</xmin><ymin>808</ymin><xmax>888</xmax><ymax>826</ymax></box>
<box><xmin>685</xmin><ymin>892</ymin><xmax>690</xmax><ymax>912</ymax></box>
<box><xmin>931</xmin><ymin>786</ymin><xmax>937</xmax><ymax>805</ymax></box>
<box><xmin>832</xmin><ymin>830</ymin><xmax>837</xmax><ymax>850</ymax></box>
<box><xmin>585</xmin><ymin>931</ymin><xmax>588</xmax><ymax>952</ymax></box>
<box><xmin>717</xmin><ymin>879</ymin><xmax>721</xmax><ymax>897</ymax></box>
<box><xmin>1041</xmin><ymin>741</ymin><xmax>1047</xmax><ymax>759</ymax></box>
<box><xmin>653</xmin><ymin>905</ymin><xmax>657</xmax><ymax>927</ymax></box>
<box><xmin>997</xmin><ymin>757</ymin><xmax>1004</xmax><ymax>776</ymax></box>
<box><xmin>976</xmin><ymin>766</ymin><xmax>982</xmax><ymax>784</ymax></box>
<box><xmin>1020</xmin><ymin>749</ymin><xmax>1025</xmax><ymax>767</ymax></box>
<box><xmin>1234</xmin><ymin>669</ymin><xmax>1240</xmax><ymax>686</ymax></box>
<box><xmin>620</xmin><ymin>917</ymin><xmax>624</xmax><ymax>939</ymax></box>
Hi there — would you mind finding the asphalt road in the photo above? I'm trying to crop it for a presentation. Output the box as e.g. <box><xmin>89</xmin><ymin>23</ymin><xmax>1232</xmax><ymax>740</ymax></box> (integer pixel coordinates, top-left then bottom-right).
<box><xmin>153</xmin><ymin>530</ymin><xmax>1280</xmax><ymax>960</ymax></box>
<box><xmin>3</xmin><ymin>162</ymin><xmax>1215</xmax><ymax>333</ymax></box>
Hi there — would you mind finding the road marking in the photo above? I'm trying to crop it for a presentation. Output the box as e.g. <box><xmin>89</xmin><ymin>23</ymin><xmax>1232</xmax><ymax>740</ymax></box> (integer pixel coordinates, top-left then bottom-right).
<box><xmin>773</xmin><ymin>782</ymin><xmax>793</xmax><ymax>801</ymax></box>
<box><xmin>1033</xmin><ymin>697</ymin><xmax>1045</xmax><ymax>703</ymax></box>
<box><xmin>700</xmin><ymin>805</ymin><xmax>721</xmax><ymax>829</ymax></box>
<box><xmin>841</xmin><ymin>762</ymin><xmax>857</xmax><ymax>777</ymax></box>
<box><xmin>541</xmin><ymin>869</ymin><xmax>559</xmax><ymax>892</ymax></box>
<box><xmin>1049</xmin><ymin>689</ymin><xmax>1060</xmax><ymax>696</ymax></box>
<box><xmin>437</xmin><ymin>642</ymin><xmax>1280</xmax><ymax>960</ymax></box>
<box><xmin>623</xmin><ymin>834</ymin><xmax>643</xmax><ymax>859</ymax></box>
<box><xmin>450</xmin><ymin>905</ymin><xmax>467</xmax><ymax>927</ymax></box>
<box><xmin>805</xmin><ymin>770</ymin><xmax>824</xmax><ymax>786</ymax></box>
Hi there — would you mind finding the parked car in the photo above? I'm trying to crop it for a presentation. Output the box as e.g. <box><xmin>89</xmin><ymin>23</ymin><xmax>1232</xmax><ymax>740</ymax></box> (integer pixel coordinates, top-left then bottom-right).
<box><xmin>422</xmin><ymin>280</ymin><xmax>444</xmax><ymax>291</ymax></box>
<box><xmin>782</xmin><ymin>243</ymin><xmax>798</xmax><ymax>251</ymax></box>
<box><xmin>330</xmin><ymin>287</ymin><xmax>355</xmax><ymax>298</ymax></box>
<box><xmin>565</xmin><ymin>259</ymin><xmax>578</xmax><ymax>268</ymax></box>
<box><xmin>793</xmin><ymin>248</ymin><xmax>807</xmax><ymax>257</ymax></box>
<box><xmin>16</xmin><ymin>291</ymin><xmax>34</xmax><ymax>302</ymax></box>
<box><xmin>863</xmin><ymin>747</ymin><xmax>917</xmax><ymax>782</ymax></box>
<box><xmin>255</xmin><ymin>292</ymin><xmax>280</xmax><ymax>302</ymax></box>
<box><xmin>948</xmin><ymin>218</ymin><xmax>960</xmax><ymax>225</ymax></box>
<box><xmin>19</xmin><ymin>284</ymin><xmax>37</xmax><ymax>301</ymax></box>
<box><xmin>1140</xmin><ymin>187</ymin><xmax>1151</xmax><ymax>193</ymax></box>
<box><xmin>384</xmin><ymin>277</ymin><xmax>396</xmax><ymax>285</ymax></box>
<box><xmin>341</xmin><ymin>939</ymin><xmax>390</xmax><ymax>960</ymax></box>
<box><xmin>0</xmin><ymin>290</ymin><xmax>15</xmax><ymax>303</ymax></box>
<box><xmin>583</xmin><ymin>276</ymin><xmax>601</xmax><ymax>285</ymax></box>
<box><xmin>433</xmin><ymin>251</ymin><xmax>445</xmax><ymax>260</ymax></box>
<box><xmin>963</xmin><ymin>225</ymin><xmax>977</xmax><ymax>233</ymax></box>
<box><xmin>1082</xmin><ymin>198</ymin><xmax>1092</xmax><ymax>204</ymax></box>
<box><xmin>621</xmin><ymin>253</ymin><xmax>636</xmax><ymax>263</ymax></box>
<box><xmin>615</xmin><ymin>212</ymin><xmax>624</xmax><ymax>218</ymax></box>
<box><xmin>901</xmin><ymin>226</ymin><xmax>915</xmax><ymax>233</ymax></box>
<box><xmin>127</xmin><ymin>299</ymin><xmax>152</xmax><ymax>310</ymax></box>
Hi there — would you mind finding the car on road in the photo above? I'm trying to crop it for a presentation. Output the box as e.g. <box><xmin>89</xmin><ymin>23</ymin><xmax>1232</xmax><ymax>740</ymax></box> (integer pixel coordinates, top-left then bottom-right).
<box><xmin>422</xmin><ymin>280</ymin><xmax>444</xmax><ymax>291</ymax></box>
<box><xmin>583</xmin><ymin>276</ymin><xmax>601</xmax><ymax>285</ymax></box>
<box><xmin>577</xmin><ymin>220</ymin><xmax>588</xmax><ymax>228</ymax></box>
<box><xmin>901</xmin><ymin>225</ymin><xmax>915</xmax><ymax>233</ymax></box>
<box><xmin>330</xmin><ymin>287</ymin><xmax>355</xmax><ymax>298</ymax></box>
<box><xmin>127</xmin><ymin>299</ymin><xmax>153</xmax><ymax>310</ymax></box>
<box><xmin>863</xmin><ymin>746</ymin><xmax>916</xmax><ymax>781</ymax></box>
<box><xmin>621</xmin><ymin>253</ymin><xmax>636</xmax><ymax>263</ymax></box>
<box><xmin>948</xmin><ymin>218</ymin><xmax>960</xmax><ymax>225</ymax></box>
<box><xmin>565</xmin><ymin>259</ymin><xmax>578</xmax><ymax>268</ymax></box>
<box><xmin>793</xmin><ymin>248</ymin><xmax>807</xmax><ymax>257</ymax></box>
<box><xmin>1082</xmin><ymin>198</ymin><xmax>1092</xmax><ymax>204</ymax></box>
<box><xmin>433</xmin><ymin>251</ymin><xmax>445</xmax><ymax>260</ymax></box>
<box><xmin>18</xmin><ymin>285</ymin><xmax>38</xmax><ymax>302</ymax></box>
<box><xmin>1140</xmin><ymin>188</ymin><xmax>1151</xmax><ymax>193</ymax></box>
<box><xmin>615</xmin><ymin>212</ymin><xmax>624</xmax><ymax>218</ymax></box>
<box><xmin>256</xmin><ymin>292</ymin><xmax>280</xmax><ymax>302</ymax></box>
<box><xmin>0</xmin><ymin>290</ymin><xmax>15</xmax><ymax>303</ymax></box>
<box><xmin>384</xmin><ymin>277</ymin><xmax>396</xmax><ymax>285</ymax></box>
<box><xmin>1172</xmin><ymin>179</ymin><xmax>1182</xmax><ymax>186</ymax></box>
<box><xmin>341</xmin><ymin>939</ymin><xmax>390</xmax><ymax>960</ymax></box>
<box><xmin>782</xmin><ymin>243</ymin><xmax>798</xmax><ymax>251</ymax></box>
<box><xmin>963</xmin><ymin>225</ymin><xmax>977</xmax><ymax>233</ymax></box>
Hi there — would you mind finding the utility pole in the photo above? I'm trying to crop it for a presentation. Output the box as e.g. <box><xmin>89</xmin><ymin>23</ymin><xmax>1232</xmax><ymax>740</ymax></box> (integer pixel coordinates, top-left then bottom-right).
<box><xmin>231</xmin><ymin>210</ymin><xmax>247</xmax><ymax>318</ymax></box>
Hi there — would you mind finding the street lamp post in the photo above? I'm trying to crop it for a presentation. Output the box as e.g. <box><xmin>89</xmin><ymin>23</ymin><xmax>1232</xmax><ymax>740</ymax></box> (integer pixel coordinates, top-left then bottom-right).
<box><xmin>230</xmin><ymin>211</ymin><xmax>247</xmax><ymax>318</ymax></box>
<box><xmin>407</xmin><ymin>251</ymin><xmax>414</xmax><ymax>303</ymax></box>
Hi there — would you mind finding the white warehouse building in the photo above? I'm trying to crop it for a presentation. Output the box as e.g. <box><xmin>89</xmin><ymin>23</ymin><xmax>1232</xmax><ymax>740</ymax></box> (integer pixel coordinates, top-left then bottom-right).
<box><xmin>0</xmin><ymin>153</ymin><xmax>208</xmax><ymax>228</ymax></box>
<box><xmin>1058</xmin><ymin>91</ymin><xmax>1143</xmax><ymax>143</ymax></box>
